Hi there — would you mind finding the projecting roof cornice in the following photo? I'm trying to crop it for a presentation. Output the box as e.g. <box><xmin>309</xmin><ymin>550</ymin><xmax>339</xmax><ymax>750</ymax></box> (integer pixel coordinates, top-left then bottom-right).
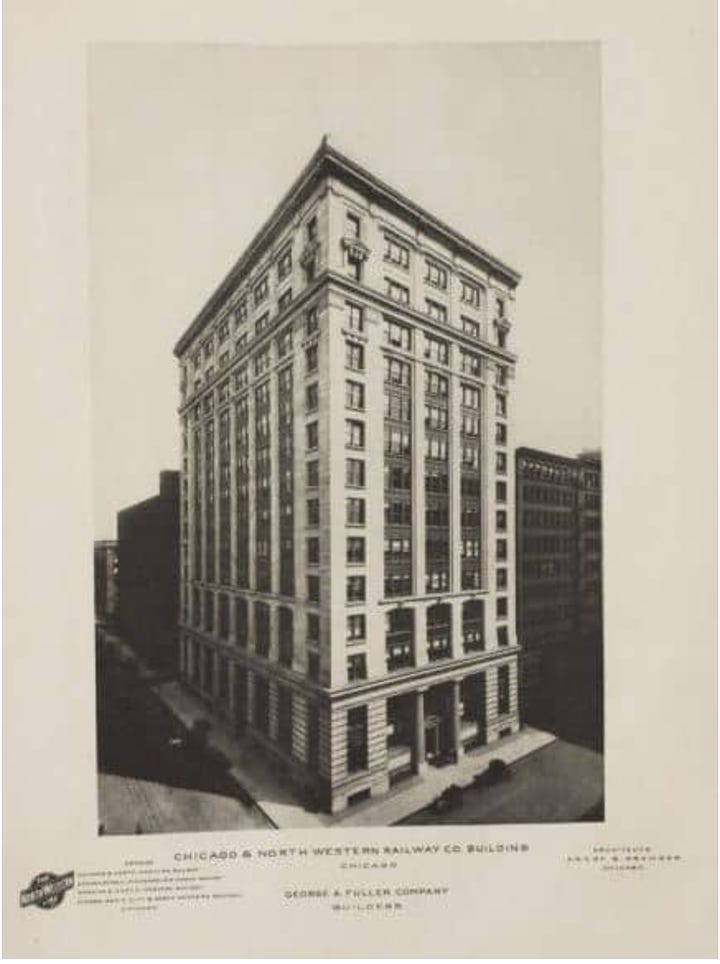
<box><xmin>174</xmin><ymin>136</ymin><xmax>521</xmax><ymax>357</ymax></box>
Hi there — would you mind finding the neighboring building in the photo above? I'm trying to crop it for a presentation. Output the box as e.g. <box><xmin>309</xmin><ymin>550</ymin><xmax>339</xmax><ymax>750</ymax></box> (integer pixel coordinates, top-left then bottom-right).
<box><xmin>173</xmin><ymin>138</ymin><xmax>522</xmax><ymax>814</ymax></box>
<box><xmin>117</xmin><ymin>471</ymin><xmax>180</xmax><ymax>673</ymax></box>
<box><xmin>94</xmin><ymin>540</ymin><xmax>119</xmax><ymax>626</ymax></box>
<box><xmin>515</xmin><ymin>447</ymin><xmax>603</xmax><ymax>749</ymax></box>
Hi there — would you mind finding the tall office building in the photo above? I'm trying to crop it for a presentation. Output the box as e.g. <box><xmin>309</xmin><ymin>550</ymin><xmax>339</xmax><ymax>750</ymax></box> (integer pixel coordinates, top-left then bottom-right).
<box><xmin>515</xmin><ymin>447</ymin><xmax>603</xmax><ymax>749</ymax></box>
<box><xmin>174</xmin><ymin>139</ymin><xmax>521</xmax><ymax>813</ymax></box>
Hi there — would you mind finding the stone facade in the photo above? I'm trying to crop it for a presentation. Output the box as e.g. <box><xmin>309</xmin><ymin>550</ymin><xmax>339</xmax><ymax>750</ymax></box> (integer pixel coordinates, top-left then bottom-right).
<box><xmin>174</xmin><ymin>139</ymin><xmax>522</xmax><ymax>813</ymax></box>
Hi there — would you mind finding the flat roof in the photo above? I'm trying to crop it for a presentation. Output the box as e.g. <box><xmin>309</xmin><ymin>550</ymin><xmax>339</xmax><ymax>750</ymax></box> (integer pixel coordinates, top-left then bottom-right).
<box><xmin>173</xmin><ymin>137</ymin><xmax>521</xmax><ymax>357</ymax></box>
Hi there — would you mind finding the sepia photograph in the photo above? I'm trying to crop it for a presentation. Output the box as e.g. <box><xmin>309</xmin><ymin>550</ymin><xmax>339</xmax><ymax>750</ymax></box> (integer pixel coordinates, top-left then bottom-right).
<box><xmin>91</xmin><ymin>43</ymin><xmax>604</xmax><ymax>831</ymax></box>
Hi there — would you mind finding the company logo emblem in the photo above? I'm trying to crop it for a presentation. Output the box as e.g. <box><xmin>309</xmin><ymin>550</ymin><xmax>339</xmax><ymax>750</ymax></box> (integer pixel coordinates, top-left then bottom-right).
<box><xmin>19</xmin><ymin>872</ymin><xmax>74</xmax><ymax>910</ymax></box>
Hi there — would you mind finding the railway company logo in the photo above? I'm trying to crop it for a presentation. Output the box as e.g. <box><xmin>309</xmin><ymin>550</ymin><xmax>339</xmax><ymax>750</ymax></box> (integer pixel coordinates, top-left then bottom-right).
<box><xmin>19</xmin><ymin>871</ymin><xmax>74</xmax><ymax>910</ymax></box>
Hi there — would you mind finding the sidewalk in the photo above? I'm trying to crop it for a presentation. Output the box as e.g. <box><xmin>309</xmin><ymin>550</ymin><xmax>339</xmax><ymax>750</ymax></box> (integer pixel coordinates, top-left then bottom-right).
<box><xmin>154</xmin><ymin>679</ymin><xmax>557</xmax><ymax>828</ymax></box>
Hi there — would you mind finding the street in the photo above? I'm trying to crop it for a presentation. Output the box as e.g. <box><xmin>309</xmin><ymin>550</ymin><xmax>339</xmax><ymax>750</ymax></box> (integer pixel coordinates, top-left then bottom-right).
<box><xmin>95</xmin><ymin>637</ymin><xmax>270</xmax><ymax>833</ymax></box>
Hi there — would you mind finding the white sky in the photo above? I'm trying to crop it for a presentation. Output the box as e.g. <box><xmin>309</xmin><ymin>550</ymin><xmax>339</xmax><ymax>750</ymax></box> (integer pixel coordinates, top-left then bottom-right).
<box><xmin>90</xmin><ymin>43</ymin><xmax>601</xmax><ymax>540</ymax></box>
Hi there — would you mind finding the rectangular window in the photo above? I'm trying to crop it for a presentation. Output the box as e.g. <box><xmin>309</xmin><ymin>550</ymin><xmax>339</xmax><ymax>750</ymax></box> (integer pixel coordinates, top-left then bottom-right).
<box><xmin>424</xmin><ymin>370</ymin><xmax>448</xmax><ymax>397</ymax></box>
<box><xmin>255</xmin><ymin>313</ymin><xmax>269</xmax><ymax>337</ymax></box>
<box><xmin>307</xmin><ymin>537</ymin><xmax>320</xmax><ymax>565</ymax></box>
<box><xmin>384</xmin><ymin>319</ymin><xmax>412</xmax><ymax>351</ymax></box>
<box><xmin>306</xmin><ymin>343</ymin><xmax>318</xmax><ymax>372</ymax></box>
<box><xmin>277</xmin><ymin>326</ymin><xmax>293</xmax><ymax>358</ymax></box>
<box><xmin>496</xmin><ymin>510</ymin><xmax>507</xmax><ymax>531</ymax></box>
<box><xmin>346</xmin><ymin>497</ymin><xmax>366</xmax><ymax>525</ymax></box>
<box><xmin>235</xmin><ymin>334</ymin><xmax>248</xmax><ymax>355</ymax></box>
<box><xmin>306</xmin><ymin>305</ymin><xmax>319</xmax><ymax>335</ymax></box>
<box><xmin>347</xmin><ymin>303</ymin><xmax>364</xmax><ymax>332</ymax></box>
<box><xmin>307</xmin><ymin>498</ymin><xmax>320</xmax><ymax>526</ymax></box>
<box><xmin>462</xmin><ymin>316</ymin><xmax>480</xmax><ymax>339</ymax></box>
<box><xmin>345</xmin><ymin>419</ymin><xmax>365</xmax><ymax>449</ymax></box>
<box><xmin>426</xmin><ymin>298</ymin><xmax>447</xmax><ymax>324</ymax></box>
<box><xmin>384</xmin><ymin>355</ymin><xmax>411</xmax><ymax>386</ymax></box>
<box><xmin>254</xmin><ymin>275</ymin><xmax>269</xmax><ymax>306</ymax></box>
<box><xmin>307</xmin><ymin>216</ymin><xmax>317</xmax><ymax>241</ymax></box>
<box><xmin>346</xmin><ymin>458</ymin><xmax>365</xmax><ymax>487</ymax></box>
<box><xmin>347</xmin><ymin>706</ymin><xmax>368</xmax><ymax>772</ymax></box>
<box><xmin>346</xmin><ymin>212</ymin><xmax>361</xmax><ymax>238</ymax></box>
<box><xmin>496</xmin><ymin>452</ymin><xmax>507</xmax><ymax>474</ymax></box>
<box><xmin>346</xmin><ymin>536</ymin><xmax>366</xmax><ymax>564</ymax></box>
<box><xmin>254</xmin><ymin>348</ymin><xmax>270</xmax><ymax>376</ymax></box>
<box><xmin>306</xmin><ymin>383</ymin><xmax>319</xmax><ymax>412</ymax></box>
<box><xmin>497</xmin><ymin>567</ymin><xmax>508</xmax><ymax>589</ymax></box>
<box><xmin>346</xmin><ymin>341</ymin><xmax>365</xmax><ymax>371</ymax></box>
<box><xmin>496</xmin><ymin>481</ymin><xmax>507</xmax><ymax>503</ymax></box>
<box><xmin>345</xmin><ymin>380</ymin><xmax>365</xmax><ymax>411</ymax></box>
<box><xmin>384</xmin><ymin>235</ymin><xmax>410</xmax><ymax>268</ymax></box>
<box><xmin>497</xmin><ymin>596</ymin><xmax>508</xmax><ymax>619</ymax></box>
<box><xmin>306</xmin><ymin>422</ymin><xmax>319</xmax><ymax>450</ymax></box>
<box><xmin>277</xmin><ymin>247</ymin><xmax>292</xmax><ymax>281</ymax></box>
<box><xmin>236</xmin><ymin>298</ymin><xmax>248</xmax><ymax>324</ymax></box>
<box><xmin>497</xmin><ymin>625</ymin><xmax>509</xmax><ymax>647</ymax></box>
<box><xmin>386</xmin><ymin>278</ymin><xmax>410</xmax><ymax>305</ymax></box>
<box><xmin>346</xmin><ymin>613</ymin><xmax>366</xmax><ymax>641</ymax></box>
<box><xmin>424</xmin><ymin>334</ymin><xmax>449</xmax><ymax>365</ymax></box>
<box><xmin>498</xmin><ymin>664</ymin><xmax>511</xmax><ymax>715</ymax></box>
<box><xmin>307</xmin><ymin>575</ymin><xmax>320</xmax><ymax>602</ymax></box>
<box><xmin>496</xmin><ymin>422</ymin><xmax>507</xmax><ymax>445</ymax></box>
<box><xmin>306</xmin><ymin>460</ymin><xmax>319</xmax><ymax>487</ymax></box>
<box><xmin>218</xmin><ymin>319</ymin><xmax>230</xmax><ymax>343</ymax></box>
<box><xmin>278</xmin><ymin>288</ymin><xmax>292</xmax><ymax>312</ymax></box>
<box><xmin>462</xmin><ymin>384</ymin><xmax>481</xmax><ymax>410</ymax></box>
<box><xmin>347</xmin><ymin>654</ymin><xmax>367</xmax><ymax>682</ymax></box>
<box><xmin>496</xmin><ymin>538</ymin><xmax>507</xmax><ymax>560</ymax></box>
<box><xmin>307</xmin><ymin>612</ymin><xmax>320</xmax><ymax>642</ymax></box>
<box><xmin>204</xmin><ymin>337</ymin><xmax>214</xmax><ymax>359</ymax></box>
<box><xmin>461</xmin><ymin>279</ymin><xmax>482</xmax><ymax>307</ymax></box>
<box><xmin>425</xmin><ymin>260</ymin><xmax>448</xmax><ymax>289</ymax></box>
<box><xmin>496</xmin><ymin>393</ymin><xmax>507</xmax><ymax>417</ymax></box>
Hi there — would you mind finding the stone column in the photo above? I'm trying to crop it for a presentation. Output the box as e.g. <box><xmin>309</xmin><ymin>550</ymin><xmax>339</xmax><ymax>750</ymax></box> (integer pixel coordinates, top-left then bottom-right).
<box><xmin>414</xmin><ymin>603</ymin><xmax>428</xmax><ymax>667</ymax></box>
<box><xmin>414</xmin><ymin>688</ymin><xmax>427</xmax><ymax>773</ymax></box>
<box><xmin>452</xmin><ymin>679</ymin><xmax>464</xmax><ymax>761</ymax></box>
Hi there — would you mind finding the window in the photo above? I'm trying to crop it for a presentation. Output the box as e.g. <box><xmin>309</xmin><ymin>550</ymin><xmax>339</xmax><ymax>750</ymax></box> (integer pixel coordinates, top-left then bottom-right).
<box><xmin>306</xmin><ymin>422</ymin><xmax>319</xmax><ymax>450</ymax></box>
<box><xmin>277</xmin><ymin>247</ymin><xmax>292</xmax><ymax>281</ymax></box>
<box><xmin>306</xmin><ymin>306</ymin><xmax>319</xmax><ymax>335</ymax></box>
<box><xmin>306</xmin><ymin>460</ymin><xmax>319</xmax><ymax>487</ymax></box>
<box><xmin>384</xmin><ymin>357</ymin><xmax>411</xmax><ymax>389</ymax></box>
<box><xmin>497</xmin><ymin>664</ymin><xmax>510</xmax><ymax>714</ymax></box>
<box><xmin>347</xmin><ymin>706</ymin><xmax>368</xmax><ymax>772</ymax></box>
<box><xmin>424</xmin><ymin>334</ymin><xmax>449</xmax><ymax>365</ymax></box>
<box><xmin>384</xmin><ymin>235</ymin><xmax>410</xmax><ymax>268</ymax></box>
<box><xmin>496</xmin><ymin>481</ymin><xmax>507</xmax><ymax>503</ymax></box>
<box><xmin>254</xmin><ymin>275</ymin><xmax>269</xmax><ymax>306</ymax></box>
<box><xmin>235</xmin><ymin>334</ymin><xmax>248</xmax><ymax>355</ymax></box>
<box><xmin>384</xmin><ymin>319</ymin><xmax>412</xmax><ymax>351</ymax></box>
<box><xmin>496</xmin><ymin>393</ymin><xmax>507</xmax><ymax>417</ymax></box>
<box><xmin>307</xmin><ymin>575</ymin><xmax>320</xmax><ymax>602</ymax></box>
<box><xmin>347</xmin><ymin>303</ymin><xmax>364</xmax><ymax>332</ymax></box>
<box><xmin>346</xmin><ymin>497</ymin><xmax>366</xmax><ymax>525</ymax></box>
<box><xmin>462</xmin><ymin>413</ymin><xmax>479</xmax><ymax>436</ymax></box>
<box><xmin>461</xmin><ymin>278</ymin><xmax>482</xmax><ymax>307</ymax></box>
<box><xmin>425</xmin><ymin>260</ymin><xmax>448</xmax><ymax>289</ymax></box>
<box><xmin>236</xmin><ymin>298</ymin><xmax>248</xmax><ymax>324</ymax></box>
<box><xmin>496</xmin><ymin>538</ymin><xmax>507</xmax><ymax>560</ymax></box>
<box><xmin>424</xmin><ymin>435</ymin><xmax>448</xmax><ymax>461</ymax></box>
<box><xmin>345</xmin><ymin>380</ymin><xmax>365</xmax><ymax>411</ymax></box>
<box><xmin>277</xmin><ymin>326</ymin><xmax>293</xmax><ymax>358</ymax></box>
<box><xmin>346</xmin><ymin>212</ymin><xmax>361</xmax><ymax>238</ymax></box>
<box><xmin>346</xmin><ymin>536</ymin><xmax>365</xmax><ymax>563</ymax></box>
<box><xmin>496</xmin><ymin>452</ymin><xmax>507</xmax><ymax>474</ymax></box>
<box><xmin>462</xmin><ymin>316</ymin><xmax>480</xmax><ymax>339</ymax></box>
<box><xmin>278</xmin><ymin>288</ymin><xmax>292</xmax><ymax>312</ymax></box>
<box><xmin>425</xmin><ymin>370</ymin><xmax>448</xmax><ymax>397</ymax></box>
<box><xmin>346</xmin><ymin>613</ymin><xmax>366</xmax><ymax>641</ymax></box>
<box><xmin>347</xmin><ymin>575</ymin><xmax>365</xmax><ymax>602</ymax></box>
<box><xmin>218</xmin><ymin>319</ymin><xmax>230</xmax><ymax>344</ymax></box>
<box><xmin>306</xmin><ymin>383</ymin><xmax>318</xmax><ymax>412</ymax></box>
<box><xmin>255</xmin><ymin>313</ymin><xmax>270</xmax><ymax>337</ymax></box>
<box><xmin>307</xmin><ymin>612</ymin><xmax>320</xmax><ymax>642</ymax></box>
<box><xmin>497</xmin><ymin>567</ymin><xmax>508</xmax><ymax>589</ymax></box>
<box><xmin>347</xmin><ymin>654</ymin><xmax>367</xmax><ymax>682</ymax></box>
<box><xmin>497</xmin><ymin>625</ymin><xmax>509</xmax><ymax>647</ymax></box>
<box><xmin>425</xmin><ymin>403</ymin><xmax>448</xmax><ymax>430</ymax></box>
<box><xmin>346</xmin><ymin>341</ymin><xmax>364</xmax><ymax>371</ymax></box>
<box><xmin>204</xmin><ymin>337</ymin><xmax>214</xmax><ymax>359</ymax></box>
<box><xmin>496</xmin><ymin>423</ymin><xmax>507</xmax><ymax>445</ymax></box>
<box><xmin>386</xmin><ymin>278</ymin><xmax>410</xmax><ymax>305</ymax></box>
<box><xmin>345</xmin><ymin>419</ymin><xmax>365</xmax><ymax>449</ymax></box>
<box><xmin>306</xmin><ymin>343</ymin><xmax>318</xmax><ymax>372</ymax></box>
<box><xmin>461</xmin><ymin>384</ymin><xmax>481</xmax><ymax>410</ymax></box>
<box><xmin>496</xmin><ymin>297</ymin><xmax>505</xmax><ymax>319</ymax></box>
<box><xmin>254</xmin><ymin>347</ymin><xmax>270</xmax><ymax>377</ymax></box>
<box><xmin>496</xmin><ymin>510</ymin><xmax>507</xmax><ymax>531</ymax></box>
<box><xmin>497</xmin><ymin>597</ymin><xmax>508</xmax><ymax>619</ymax></box>
<box><xmin>346</xmin><ymin>458</ymin><xmax>365</xmax><ymax>488</ymax></box>
<box><xmin>461</xmin><ymin>349</ymin><xmax>482</xmax><ymax>378</ymax></box>
<box><xmin>307</xmin><ymin>537</ymin><xmax>320</xmax><ymax>565</ymax></box>
<box><xmin>307</xmin><ymin>216</ymin><xmax>317</xmax><ymax>241</ymax></box>
<box><xmin>384</xmin><ymin>425</ymin><xmax>411</xmax><ymax>455</ymax></box>
<box><xmin>426</xmin><ymin>299</ymin><xmax>447</xmax><ymax>324</ymax></box>
<box><xmin>307</xmin><ymin>498</ymin><xmax>320</xmax><ymax>526</ymax></box>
